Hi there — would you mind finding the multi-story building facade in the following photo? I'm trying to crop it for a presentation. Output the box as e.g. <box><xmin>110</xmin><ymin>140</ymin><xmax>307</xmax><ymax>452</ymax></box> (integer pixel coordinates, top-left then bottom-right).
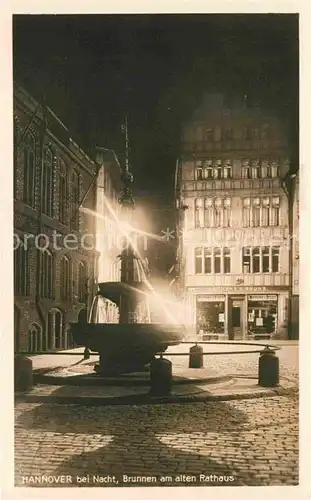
<box><xmin>175</xmin><ymin>94</ymin><xmax>294</xmax><ymax>340</ymax></box>
<box><xmin>14</xmin><ymin>84</ymin><xmax>121</xmax><ymax>352</ymax></box>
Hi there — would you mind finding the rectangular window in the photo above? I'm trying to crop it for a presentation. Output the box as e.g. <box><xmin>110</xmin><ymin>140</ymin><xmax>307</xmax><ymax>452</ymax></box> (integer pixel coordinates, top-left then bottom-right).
<box><xmin>224</xmin><ymin>247</ymin><xmax>231</xmax><ymax>273</ymax></box>
<box><xmin>214</xmin><ymin>208</ymin><xmax>221</xmax><ymax>227</ymax></box>
<box><xmin>261</xmin><ymin>197</ymin><xmax>269</xmax><ymax>226</ymax></box>
<box><xmin>261</xmin><ymin>161</ymin><xmax>269</xmax><ymax>178</ymax></box>
<box><xmin>270</xmin><ymin>162</ymin><xmax>279</xmax><ymax>178</ymax></box>
<box><xmin>204</xmin><ymin>166</ymin><xmax>213</xmax><ymax>179</ymax></box>
<box><xmin>272</xmin><ymin>247</ymin><xmax>280</xmax><ymax>272</ymax></box>
<box><xmin>196</xmin><ymin>168</ymin><xmax>203</xmax><ymax>180</ymax></box>
<box><xmin>204</xmin><ymin>248</ymin><xmax>212</xmax><ymax>274</ymax></box>
<box><xmin>223</xmin><ymin>160</ymin><xmax>232</xmax><ymax>179</ymax></box>
<box><xmin>252</xmin><ymin>247</ymin><xmax>260</xmax><ymax>273</ymax></box>
<box><xmin>262</xmin><ymin>247</ymin><xmax>270</xmax><ymax>273</ymax></box>
<box><xmin>270</xmin><ymin>197</ymin><xmax>280</xmax><ymax>226</ymax></box>
<box><xmin>204</xmin><ymin>198</ymin><xmax>213</xmax><ymax>227</ymax></box>
<box><xmin>252</xmin><ymin>199</ymin><xmax>261</xmax><ymax>227</ymax></box>
<box><xmin>195</xmin><ymin>199</ymin><xmax>204</xmax><ymax>228</ymax></box>
<box><xmin>242</xmin><ymin>247</ymin><xmax>251</xmax><ymax>273</ymax></box>
<box><xmin>243</xmin><ymin>198</ymin><xmax>251</xmax><ymax>227</ymax></box>
<box><xmin>223</xmin><ymin>198</ymin><xmax>231</xmax><ymax>228</ymax></box>
<box><xmin>214</xmin><ymin>248</ymin><xmax>221</xmax><ymax>274</ymax></box>
<box><xmin>242</xmin><ymin>166</ymin><xmax>250</xmax><ymax>179</ymax></box>
<box><xmin>195</xmin><ymin>248</ymin><xmax>203</xmax><ymax>274</ymax></box>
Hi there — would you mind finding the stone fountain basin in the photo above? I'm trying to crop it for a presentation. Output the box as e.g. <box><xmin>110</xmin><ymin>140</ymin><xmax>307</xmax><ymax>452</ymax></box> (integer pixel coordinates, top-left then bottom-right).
<box><xmin>70</xmin><ymin>323</ymin><xmax>186</xmax><ymax>375</ymax></box>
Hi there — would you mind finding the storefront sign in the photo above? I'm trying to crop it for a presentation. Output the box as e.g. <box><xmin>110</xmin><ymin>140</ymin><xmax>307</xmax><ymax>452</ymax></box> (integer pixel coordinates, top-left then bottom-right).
<box><xmin>198</xmin><ymin>286</ymin><xmax>267</xmax><ymax>294</ymax></box>
<box><xmin>197</xmin><ymin>295</ymin><xmax>225</xmax><ymax>302</ymax></box>
<box><xmin>248</xmin><ymin>295</ymin><xmax>277</xmax><ymax>301</ymax></box>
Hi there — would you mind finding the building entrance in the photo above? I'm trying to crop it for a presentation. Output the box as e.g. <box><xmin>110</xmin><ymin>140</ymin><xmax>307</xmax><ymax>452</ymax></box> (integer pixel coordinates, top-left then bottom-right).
<box><xmin>229</xmin><ymin>297</ymin><xmax>245</xmax><ymax>340</ymax></box>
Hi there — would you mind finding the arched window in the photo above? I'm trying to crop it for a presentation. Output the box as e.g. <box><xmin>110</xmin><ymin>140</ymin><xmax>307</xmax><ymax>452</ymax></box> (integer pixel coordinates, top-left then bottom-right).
<box><xmin>28</xmin><ymin>323</ymin><xmax>43</xmax><ymax>353</ymax></box>
<box><xmin>71</xmin><ymin>169</ymin><xmax>80</xmax><ymax>230</ymax></box>
<box><xmin>78</xmin><ymin>262</ymin><xmax>87</xmax><ymax>302</ymax></box>
<box><xmin>42</xmin><ymin>147</ymin><xmax>53</xmax><ymax>216</ymax></box>
<box><xmin>14</xmin><ymin>244</ymin><xmax>30</xmax><ymax>296</ymax></box>
<box><xmin>60</xmin><ymin>256</ymin><xmax>71</xmax><ymax>301</ymax></box>
<box><xmin>58</xmin><ymin>158</ymin><xmax>67</xmax><ymax>224</ymax></box>
<box><xmin>23</xmin><ymin>131</ymin><xmax>36</xmax><ymax>207</ymax></box>
<box><xmin>40</xmin><ymin>249</ymin><xmax>54</xmax><ymax>298</ymax></box>
<box><xmin>14</xmin><ymin>306</ymin><xmax>20</xmax><ymax>353</ymax></box>
<box><xmin>47</xmin><ymin>309</ymin><xmax>64</xmax><ymax>350</ymax></box>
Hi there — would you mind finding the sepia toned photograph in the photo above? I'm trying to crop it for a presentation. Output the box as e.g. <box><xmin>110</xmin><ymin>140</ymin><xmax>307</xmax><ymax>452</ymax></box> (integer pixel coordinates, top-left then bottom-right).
<box><xmin>13</xmin><ymin>13</ymin><xmax>299</xmax><ymax>489</ymax></box>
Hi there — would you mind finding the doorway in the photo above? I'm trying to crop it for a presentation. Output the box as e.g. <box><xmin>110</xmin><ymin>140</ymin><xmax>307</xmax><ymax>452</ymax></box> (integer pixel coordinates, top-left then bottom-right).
<box><xmin>229</xmin><ymin>298</ymin><xmax>244</xmax><ymax>340</ymax></box>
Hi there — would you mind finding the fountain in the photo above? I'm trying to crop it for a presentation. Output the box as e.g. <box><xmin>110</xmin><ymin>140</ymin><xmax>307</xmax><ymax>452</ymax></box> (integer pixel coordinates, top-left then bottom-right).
<box><xmin>70</xmin><ymin>121</ymin><xmax>185</xmax><ymax>376</ymax></box>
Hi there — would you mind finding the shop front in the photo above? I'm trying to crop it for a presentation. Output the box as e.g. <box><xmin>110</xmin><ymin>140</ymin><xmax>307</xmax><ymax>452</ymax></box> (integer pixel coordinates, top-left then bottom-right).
<box><xmin>196</xmin><ymin>295</ymin><xmax>225</xmax><ymax>338</ymax></box>
<box><xmin>194</xmin><ymin>289</ymin><xmax>287</xmax><ymax>340</ymax></box>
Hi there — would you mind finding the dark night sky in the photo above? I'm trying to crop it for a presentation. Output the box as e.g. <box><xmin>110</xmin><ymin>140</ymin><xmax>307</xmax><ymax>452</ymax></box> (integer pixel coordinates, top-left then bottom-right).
<box><xmin>13</xmin><ymin>14</ymin><xmax>299</xmax><ymax>207</ymax></box>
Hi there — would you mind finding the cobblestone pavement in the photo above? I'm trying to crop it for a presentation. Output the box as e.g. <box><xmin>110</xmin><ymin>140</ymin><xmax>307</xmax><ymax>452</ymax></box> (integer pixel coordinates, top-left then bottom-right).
<box><xmin>15</xmin><ymin>345</ymin><xmax>299</xmax><ymax>487</ymax></box>
<box><xmin>15</xmin><ymin>393</ymin><xmax>299</xmax><ymax>487</ymax></box>
<box><xmin>166</xmin><ymin>343</ymin><xmax>299</xmax><ymax>385</ymax></box>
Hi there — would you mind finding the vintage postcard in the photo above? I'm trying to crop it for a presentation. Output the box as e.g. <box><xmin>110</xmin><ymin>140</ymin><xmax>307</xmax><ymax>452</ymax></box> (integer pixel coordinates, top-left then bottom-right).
<box><xmin>1</xmin><ymin>3</ymin><xmax>309</xmax><ymax>499</ymax></box>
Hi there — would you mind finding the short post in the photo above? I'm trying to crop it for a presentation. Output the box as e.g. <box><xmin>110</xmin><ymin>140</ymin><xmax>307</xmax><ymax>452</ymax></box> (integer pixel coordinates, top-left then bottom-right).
<box><xmin>189</xmin><ymin>343</ymin><xmax>204</xmax><ymax>368</ymax></box>
<box><xmin>83</xmin><ymin>347</ymin><xmax>90</xmax><ymax>360</ymax></box>
<box><xmin>14</xmin><ymin>355</ymin><xmax>33</xmax><ymax>392</ymax></box>
<box><xmin>149</xmin><ymin>355</ymin><xmax>172</xmax><ymax>397</ymax></box>
<box><xmin>258</xmin><ymin>346</ymin><xmax>279</xmax><ymax>387</ymax></box>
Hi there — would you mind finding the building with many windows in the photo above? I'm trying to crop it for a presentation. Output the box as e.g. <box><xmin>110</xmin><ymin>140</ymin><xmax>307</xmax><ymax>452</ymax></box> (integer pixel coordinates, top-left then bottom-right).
<box><xmin>175</xmin><ymin>94</ymin><xmax>295</xmax><ymax>340</ymax></box>
<box><xmin>14</xmin><ymin>84</ymin><xmax>122</xmax><ymax>352</ymax></box>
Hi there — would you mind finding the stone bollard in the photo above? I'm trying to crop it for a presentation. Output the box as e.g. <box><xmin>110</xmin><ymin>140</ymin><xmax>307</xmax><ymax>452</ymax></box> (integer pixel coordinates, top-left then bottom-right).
<box><xmin>189</xmin><ymin>343</ymin><xmax>204</xmax><ymax>368</ymax></box>
<box><xmin>149</xmin><ymin>356</ymin><xmax>172</xmax><ymax>397</ymax></box>
<box><xmin>14</xmin><ymin>355</ymin><xmax>33</xmax><ymax>392</ymax></box>
<box><xmin>258</xmin><ymin>346</ymin><xmax>279</xmax><ymax>387</ymax></box>
<box><xmin>83</xmin><ymin>347</ymin><xmax>90</xmax><ymax>360</ymax></box>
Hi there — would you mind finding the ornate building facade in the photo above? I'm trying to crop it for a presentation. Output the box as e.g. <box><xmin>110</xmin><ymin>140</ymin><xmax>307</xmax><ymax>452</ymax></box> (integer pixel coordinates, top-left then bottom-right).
<box><xmin>14</xmin><ymin>84</ymin><xmax>121</xmax><ymax>352</ymax></box>
<box><xmin>175</xmin><ymin>94</ymin><xmax>296</xmax><ymax>340</ymax></box>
